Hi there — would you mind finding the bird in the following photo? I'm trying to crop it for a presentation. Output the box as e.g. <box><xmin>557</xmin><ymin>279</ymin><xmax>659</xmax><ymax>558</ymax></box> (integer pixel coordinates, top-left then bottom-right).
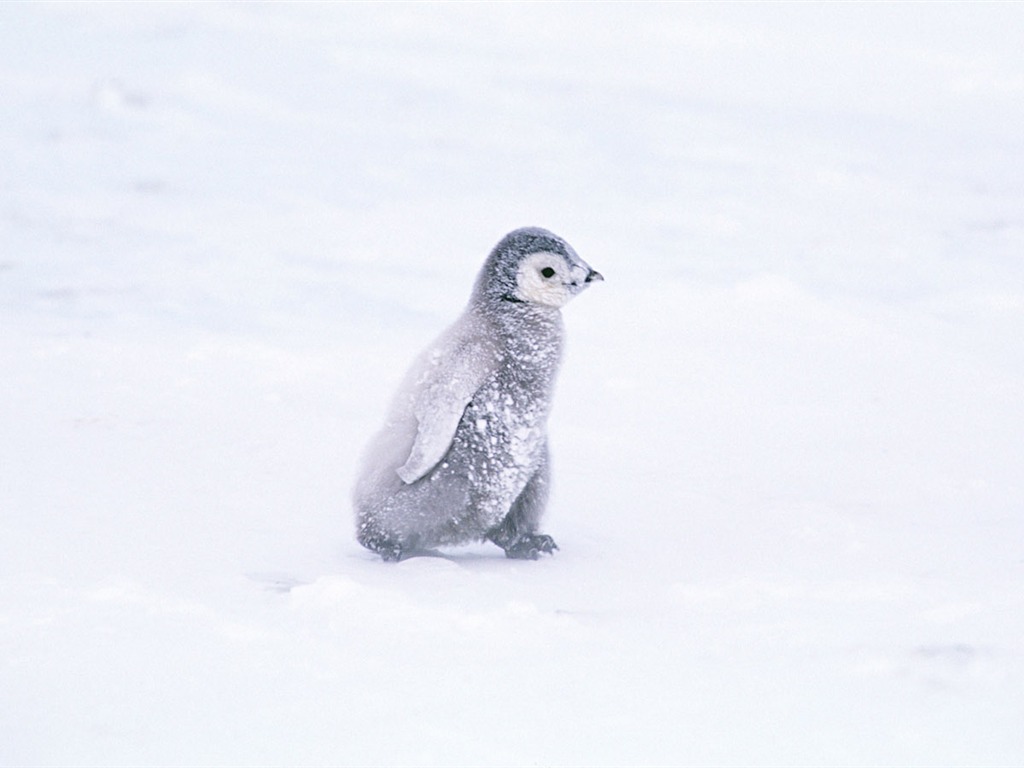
<box><xmin>353</xmin><ymin>227</ymin><xmax>602</xmax><ymax>561</ymax></box>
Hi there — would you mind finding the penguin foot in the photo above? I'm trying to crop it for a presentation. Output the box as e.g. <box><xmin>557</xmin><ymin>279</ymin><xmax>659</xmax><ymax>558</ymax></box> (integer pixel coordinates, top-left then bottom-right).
<box><xmin>503</xmin><ymin>534</ymin><xmax>558</xmax><ymax>560</ymax></box>
<box><xmin>358</xmin><ymin>528</ymin><xmax>407</xmax><ymax>562</ymax></box>
<box><xmin>378</xmin><ymin>542</ymin><xmax>404</xmax><ymax>562</ymax></box>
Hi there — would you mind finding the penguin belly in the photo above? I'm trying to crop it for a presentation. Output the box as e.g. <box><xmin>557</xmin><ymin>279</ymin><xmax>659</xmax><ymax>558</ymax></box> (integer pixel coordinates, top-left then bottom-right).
<box><xmin>443</xmin><ymin>375</ymin><xmax>547</xmax><ymax>534</ymax></box>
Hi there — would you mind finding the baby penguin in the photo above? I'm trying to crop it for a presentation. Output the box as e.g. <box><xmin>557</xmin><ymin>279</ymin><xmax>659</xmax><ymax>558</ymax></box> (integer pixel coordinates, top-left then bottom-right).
<box><xmin>353</xmin><ymin>227</ymin><xmax>602</xmax><ymax>561</ymax></box>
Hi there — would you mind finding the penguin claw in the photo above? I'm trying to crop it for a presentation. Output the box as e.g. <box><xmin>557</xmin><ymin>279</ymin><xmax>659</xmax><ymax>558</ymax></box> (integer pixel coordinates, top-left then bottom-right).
<box><xmin>504</xmin><ymin>534</ymin><xmax>558</xmax><ymax>560</ymax></box>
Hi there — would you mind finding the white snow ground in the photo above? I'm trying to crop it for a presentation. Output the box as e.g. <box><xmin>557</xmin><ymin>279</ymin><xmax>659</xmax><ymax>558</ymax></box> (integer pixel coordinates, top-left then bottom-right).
<box><xmin>2</xmin><ymin>4</ymin><xmax>1023</xmax><ymax>766</ymax></box>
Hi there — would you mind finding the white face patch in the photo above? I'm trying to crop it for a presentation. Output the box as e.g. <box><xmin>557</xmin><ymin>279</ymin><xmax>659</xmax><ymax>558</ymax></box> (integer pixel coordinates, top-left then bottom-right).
<box><xmin>513</xmin><ymin>252</ymin><xmax>574</xmax><ymax>307</ymax></box>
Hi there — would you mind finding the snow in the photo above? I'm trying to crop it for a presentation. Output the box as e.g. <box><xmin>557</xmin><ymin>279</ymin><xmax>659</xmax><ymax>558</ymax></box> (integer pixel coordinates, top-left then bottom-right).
<box><xmin>2</xmin><ymin>3</ymin><xmax>1023</xmax><ymax>765</ymax></box>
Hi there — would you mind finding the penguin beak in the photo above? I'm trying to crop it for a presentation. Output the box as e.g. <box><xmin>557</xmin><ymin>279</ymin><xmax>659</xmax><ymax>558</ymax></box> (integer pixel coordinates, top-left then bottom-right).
<box><xmin>585</xmin><ymin>268</ymin><xmax>604</xmax><ymax>283</ymax></box>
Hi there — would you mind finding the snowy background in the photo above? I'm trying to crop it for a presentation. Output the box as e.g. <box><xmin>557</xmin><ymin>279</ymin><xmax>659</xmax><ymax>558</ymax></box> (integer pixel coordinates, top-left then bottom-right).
<box><xmin>2</xmin><ymin>3</ymin><xmax>1023</xmax><ymax>766</ymax></box>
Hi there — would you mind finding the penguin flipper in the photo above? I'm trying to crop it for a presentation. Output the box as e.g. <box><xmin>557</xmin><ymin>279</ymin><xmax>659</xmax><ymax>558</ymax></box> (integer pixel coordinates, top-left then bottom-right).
<box><xmin>396</xmin><ymin>335</ymin><xmax>497</xmax><ymax>484</ymax></box>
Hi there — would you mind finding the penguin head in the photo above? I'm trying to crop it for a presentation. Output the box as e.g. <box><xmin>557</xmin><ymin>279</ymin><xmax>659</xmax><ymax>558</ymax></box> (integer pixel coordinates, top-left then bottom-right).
<box><xmin>475</xmin><ymin>227</ymin><xmax>603</xmax><ymax>309</ymax></box>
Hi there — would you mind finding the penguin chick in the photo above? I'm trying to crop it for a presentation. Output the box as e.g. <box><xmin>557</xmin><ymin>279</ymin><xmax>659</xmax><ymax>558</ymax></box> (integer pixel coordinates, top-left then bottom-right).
<box><xmin>354</xmin><ymin>227</ymin><xmax>603</xmax><ymax>561</ymax></box>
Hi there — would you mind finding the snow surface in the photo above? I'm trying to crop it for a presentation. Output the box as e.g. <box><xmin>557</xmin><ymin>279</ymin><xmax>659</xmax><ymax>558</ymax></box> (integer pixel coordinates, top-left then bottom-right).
<box><xmin>2</xmin><ymin>4</ymin><xmax>1023</xmax><ymax>766</ymax></box>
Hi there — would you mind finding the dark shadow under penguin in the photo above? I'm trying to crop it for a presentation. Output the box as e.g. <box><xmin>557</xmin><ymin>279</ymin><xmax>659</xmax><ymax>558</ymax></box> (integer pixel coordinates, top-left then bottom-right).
<box><xmin>353</xmin><ymin>227</ymin><xmax>602</xmax><ymax>561</ymax></box>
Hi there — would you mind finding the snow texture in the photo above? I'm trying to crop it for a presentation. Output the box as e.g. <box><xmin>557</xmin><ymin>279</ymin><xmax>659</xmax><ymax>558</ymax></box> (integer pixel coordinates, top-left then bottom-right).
<box><xmin>2</xmin><ymin>4</ymin><xmax>1024</xmax><ymax>766</ymax></box>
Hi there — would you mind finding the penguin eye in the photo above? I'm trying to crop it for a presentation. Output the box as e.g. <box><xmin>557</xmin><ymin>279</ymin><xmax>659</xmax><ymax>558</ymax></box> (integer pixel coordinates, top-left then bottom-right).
<box><xmin>540</xmin><ymin>267</ymin><xmax>556</xmax><ymax>279</ymax></box>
